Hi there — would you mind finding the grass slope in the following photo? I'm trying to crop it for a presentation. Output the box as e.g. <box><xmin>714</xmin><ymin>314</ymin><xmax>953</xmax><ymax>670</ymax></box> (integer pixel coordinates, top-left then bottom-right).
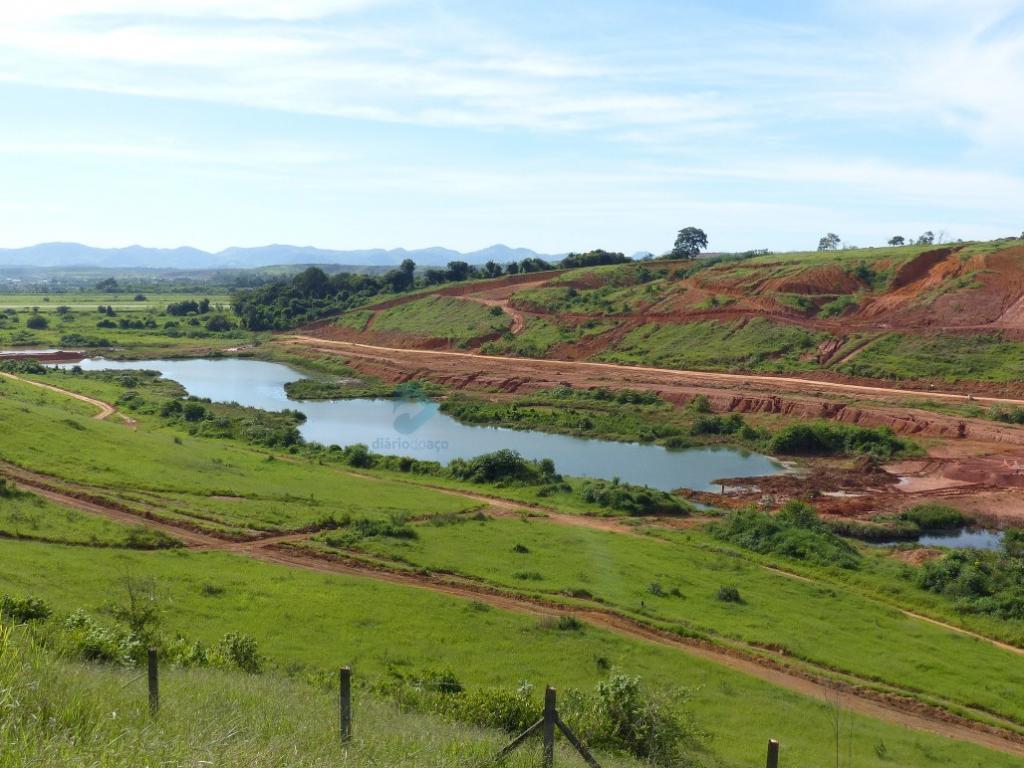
<box><xmin>0</xmin><ymin>539</ymin><xmax>1019</xmax><ymax>767</ymax></box>
<box><xmin>372</xmin><ymin>296</ymin><xmax>510</xmax><ymax>343</ymax></box>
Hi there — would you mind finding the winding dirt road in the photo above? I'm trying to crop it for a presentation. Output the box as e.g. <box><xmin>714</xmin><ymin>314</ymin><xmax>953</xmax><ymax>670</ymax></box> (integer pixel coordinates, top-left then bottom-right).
<box><xmin>1</xmin><ymin>371</ymin><xmax>118</xmax><ymax>420</ymax></box>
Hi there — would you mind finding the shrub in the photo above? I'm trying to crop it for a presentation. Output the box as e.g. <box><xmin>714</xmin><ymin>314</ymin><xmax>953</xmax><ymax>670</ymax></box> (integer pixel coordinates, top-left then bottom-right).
<box><xmin>59</xmin><ymin>334</ymin><xmax>111</xmax><ymax>347</ymax></box>
<box><xmin>25</xmin><ymin>315</ymin><xmax>48</xmax><ymax>330</ymax></box>
<box><xmin>448</xmin><ymin>449</ymin><xmax>557</xmax><ymax>485</ymax></box>
<box><xmin>570</xmin><ymin>673</ymin><xmax>706</xmax><ymax>765</ymax></box>
<box><xmin>690</xmin><ymin>413</ymin><xmax>744</xmax><ymax>436</ymax></box>
<box><xmin>216</xmin><ymin>632</ymin><xmax>264</xmax><ymax>674</ymax></box>
<box><xmin>323</xmin><ymin>514</ymin><xmax>418</xmax><ymax>547</ymax></box>
<box><xmin>205</xmin><ymin>315</ymin><xmax>233</xmax><ymax>332</ymax></box>
<box><xmin>687</xmin><ymin>394</ymin><xmax>712</xmax><ymax>413</ymax></box>
<box><xmin>0</xmin><ymin>594</ymin><xmax>51</xmax><ymax>623</ymax></box>
<box><xmin>343</xmin><ymin>443</ymin><xmax>374</xmax><ymax>468</ymax></box>
<box><xmin>901</xmin><ymin>504</ymin><xmax>968</xmax><ymax>531</ymax></box>
<box><xmin>60</xmin><ymin>610</ymin><xmax>140</xmax><ymax>666</ymax></box>
<box><xmin>0</xmin><ymin>478</ymin><xmax>19</xmax><ymax>498</ymax></box>
<box><xmin>0</xmin><ymin>359</ymin><xmax>47</xmax><ymax>375</ymax></box>
<box><xmin>577</xmin><ymin>479</ymin><xmax>690</xmax><ymax>516</ymax></box>
<box><xmin>123</xmin><ymin>526</ymin><xmax>183</xmax><ymax>550</ymax></box>
<box><xmin>716</xmin><ymin>586</ymin><xmax>742</xmax><ymax>603</ymax></box>
<box><xmin>181</xmin><ymin>402</ymin><xmax>208</xmax><ymax>422</ymax></box>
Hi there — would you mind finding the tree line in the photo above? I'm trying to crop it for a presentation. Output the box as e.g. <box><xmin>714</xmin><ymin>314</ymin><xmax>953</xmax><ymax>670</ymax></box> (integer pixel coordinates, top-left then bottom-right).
<box><xmin>231</xmin><ymin>250</ymin><xmax>631</xmax><ymax>330</ymax></box>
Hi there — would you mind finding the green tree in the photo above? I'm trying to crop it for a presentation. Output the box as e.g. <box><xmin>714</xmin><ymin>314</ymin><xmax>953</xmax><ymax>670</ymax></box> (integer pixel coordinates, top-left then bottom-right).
<box><xmin>671</xmin><ymin>227</ymin><xmax>708</xmax><ymax>259</ymax></box>
<box><xmin>917</xmin><ymin>230</ymin><xmax>935</xmax><ymax>245</ymax></box>
<box><xmin>445</xmin><ymin>261</ymin><xmax>471</xmax><ymax>281</ymax></box>
<box><xmin>817</xmin><ymin>233</ymin><xmax>841</xmax><ymax>251</ymax></box>
<box><xmin>887</xmin><ymin>235</ymin><xmax>905</xmax><ymax>246</ymax></box>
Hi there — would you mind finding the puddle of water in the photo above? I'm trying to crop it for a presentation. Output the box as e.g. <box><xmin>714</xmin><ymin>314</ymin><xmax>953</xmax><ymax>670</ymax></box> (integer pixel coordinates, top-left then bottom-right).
<box><xmin>873</xmin><ymin>527</ymin><xmax>1004</xmax><ymax>550</ymax></box>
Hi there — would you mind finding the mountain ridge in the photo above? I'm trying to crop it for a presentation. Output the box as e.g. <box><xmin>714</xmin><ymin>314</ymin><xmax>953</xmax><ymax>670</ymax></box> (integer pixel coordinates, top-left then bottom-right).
<box><xmin>0</xmin><ymin>242</ymin><xmax>563</xmax><ymax>269</ymax></box>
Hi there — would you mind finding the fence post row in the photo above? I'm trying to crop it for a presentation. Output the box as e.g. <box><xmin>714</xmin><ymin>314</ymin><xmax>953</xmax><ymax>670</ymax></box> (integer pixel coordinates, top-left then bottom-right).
<box><xmin>147</xmin><ymin>647</ymin><xmax>159</xmax><ymax>716</ymax></box>
<box><xmin>139</xmin><ymin>662</ymin><xmax>772</xmax><ymax>766</ymax></box>
<box><xmin>340</xmin><ymin>666</ymin><xmax>352</xmax><ymax>743</ymax></box>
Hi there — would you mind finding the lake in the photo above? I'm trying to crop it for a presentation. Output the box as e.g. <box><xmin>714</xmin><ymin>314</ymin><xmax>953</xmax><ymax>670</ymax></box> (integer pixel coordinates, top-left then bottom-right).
<box><xmin>65</xmin><ymin>357</ymin><xmax>784</xmax><ymax>492</ymax></box>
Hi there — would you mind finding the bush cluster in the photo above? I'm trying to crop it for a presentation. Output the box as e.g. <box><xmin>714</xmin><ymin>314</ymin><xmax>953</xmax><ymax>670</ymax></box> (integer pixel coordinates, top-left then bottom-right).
<box><xmin>917</xmin><ymin>530</ymin><xmax>1024</xmax><ymax>619</ymax></box>
<box><xmin>449</xmin><ymin>449</ymin><xmax>559</xmax><ymax>485</ymax></box>
<box><xmin>711</xmin><ymin>501</ymin><xmax>861</xmax><ymax>569</ymax></box>
<box><xmin>578</xmin><ymin>478</ymin><xmax>690</xmax><ymax>516</ymax></box>
<box><xmin>765</xmin><ymin>421</ymin><xmax>911</xmax><ymax>459</ymax></box>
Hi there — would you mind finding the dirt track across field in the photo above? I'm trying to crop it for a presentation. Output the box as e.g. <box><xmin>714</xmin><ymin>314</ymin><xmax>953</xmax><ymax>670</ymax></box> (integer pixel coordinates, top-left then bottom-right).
<box><xmin>5</xmin><ymin>458</ymin><xmax>1024</xmax><ymax>757</ymax></box>
<box><xmin>1</xmin><ymin>371</ymin><xmax>118</xmax><ymax>420</ymax></box>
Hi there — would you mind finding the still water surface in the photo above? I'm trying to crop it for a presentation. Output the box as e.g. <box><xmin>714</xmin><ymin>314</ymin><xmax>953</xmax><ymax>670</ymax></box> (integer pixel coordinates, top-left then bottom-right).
<box><xmin>68</xmin><ymin>357</ymin><xmax>783</xmax><ymax>492</ymax></box>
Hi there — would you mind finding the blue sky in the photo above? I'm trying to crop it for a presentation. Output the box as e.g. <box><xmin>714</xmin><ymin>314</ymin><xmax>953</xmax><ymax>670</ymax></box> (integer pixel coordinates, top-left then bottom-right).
<box><xmin>1</xmin><ymin>0</ymin><xmax>1022</xmax><ymax>256</ymax></box>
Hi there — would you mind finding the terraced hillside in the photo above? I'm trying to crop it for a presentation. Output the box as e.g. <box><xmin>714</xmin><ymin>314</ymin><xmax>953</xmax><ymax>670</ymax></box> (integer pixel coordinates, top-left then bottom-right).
<box><xmin>307</xmin><ymin>238</ymin><xmax>1024</xmax><ymax>388</ymax></box>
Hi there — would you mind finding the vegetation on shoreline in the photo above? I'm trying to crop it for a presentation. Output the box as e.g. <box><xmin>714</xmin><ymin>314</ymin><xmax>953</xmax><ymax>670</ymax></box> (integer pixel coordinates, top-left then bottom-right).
<box><xmin>439</xmin><ymin>389</ymin><xmax>917</xmax><ymax>460</ymax></box>
<box><xmin>918</xmin><ymin>530</ymin><xmax>1024</xmax><ymax>619</ymax></box>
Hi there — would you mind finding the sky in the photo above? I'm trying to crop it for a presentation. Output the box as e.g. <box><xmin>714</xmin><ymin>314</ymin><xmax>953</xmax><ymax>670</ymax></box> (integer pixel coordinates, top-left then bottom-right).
<box><xmin>0</xmin><ymin>0</ymin><xmax>1023</xmax><ymax>256</ymax></box>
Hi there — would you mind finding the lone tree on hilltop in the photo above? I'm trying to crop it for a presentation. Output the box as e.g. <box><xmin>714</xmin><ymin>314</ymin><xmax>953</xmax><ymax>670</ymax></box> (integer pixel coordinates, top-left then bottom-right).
<box><xmin>917</xmin><ymin>231</ymin><xmax>935</xmax><ymax>245</ymax></box>
<box><xmin>887</xmin><ymin>235</ymin><xmax>905</xmax><ymax>246</ymax></box>
<box><xmin>817</xmin><ymin>233</ymin><xmax>841</xmax><ymax>251</ymax></box>
<box><xmin>672</xmin><ymin>227</ymin><xmax>708</xmax><ymax>259</ymax></box>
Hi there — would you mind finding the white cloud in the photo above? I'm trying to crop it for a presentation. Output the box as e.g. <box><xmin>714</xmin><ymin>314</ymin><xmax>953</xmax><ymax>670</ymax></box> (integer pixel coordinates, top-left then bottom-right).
<box><xmin>5</xmin><ymin>1</ymin><xmax>382</xmax><ymax>23</ymax></box>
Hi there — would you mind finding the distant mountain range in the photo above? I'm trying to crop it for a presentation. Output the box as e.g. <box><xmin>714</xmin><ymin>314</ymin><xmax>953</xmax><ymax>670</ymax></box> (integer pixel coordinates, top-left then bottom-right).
<box><xmin>0</xmin><ymin>243</ymin><xmax>563</xmax><ymax>270</ymax></box>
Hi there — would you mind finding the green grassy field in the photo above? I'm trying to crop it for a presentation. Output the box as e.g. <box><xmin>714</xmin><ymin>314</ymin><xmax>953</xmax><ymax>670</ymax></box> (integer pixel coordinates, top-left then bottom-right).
<box><xmin>0</xmin><ymin>489</ymin><xmax>172</xmax><ymax>548</ymax></box>
<box><xmin>371</xmin><ymin>295</ymin><xmax>510</xmax><ymax>343</ymax></box>
<box><xmin>303</xmin><ymin>514</ymin><xmax>1024</xmax><ymax>729</ymax></box>
<box><xmin>481</xmin><ymin>317</ymin><xmax>615</xmax><ymax>357</ymax></box>
<box><xmin>4</xmin><ymin>354</ymin><xmax>1024</xmax><ymax>764</ymax></box>
<box><xmin>598</xmin><ymin>318</ymin><xmax>825</xmax><ymax>372</ymax></box>
<box><xmin>0</xmin><ymin>290</ymin><xmax>246</xmax><ymax>352</ymax></box>
<box><xmin>0</xmin><ymin>376</ymin><xmax>476</xmax><ymax>536</ymax></box>
<box><xmin>839</xmin><ymin>332</ymin><xmax>1024</xmax><ymax>382</ymax></box>
<box><xmin>1</xmin><ymin>539</ymin><xmax>1020</xmax><ymax>767</ymax></box>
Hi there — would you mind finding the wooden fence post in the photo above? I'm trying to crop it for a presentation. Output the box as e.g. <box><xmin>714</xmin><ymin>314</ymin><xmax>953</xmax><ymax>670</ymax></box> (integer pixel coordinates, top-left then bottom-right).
<box><xmin>339</xmin><ymin>666</ymin><xmax>352</xmax><ymax>743</ymax></box>
<box><xmin>766</xmin><ymin>738</ymin><xmax>779</xmax><ymax>768</ymax></box>
<box><xmin>542</xmin><ymin>686</ymin><xmax>557</xmax><ymax>768</ymax></box>
<box><xmin>147</xmin><ymin>648</ymin><xmax>159</xmax><ymax>716</ymax></box>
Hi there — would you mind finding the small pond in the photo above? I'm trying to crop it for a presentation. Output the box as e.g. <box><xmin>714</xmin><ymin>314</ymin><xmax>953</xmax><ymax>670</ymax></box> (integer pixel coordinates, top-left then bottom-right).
<box><xmin>874</xmin><ymin>528</ymin><xmax>1005</xmax><ymax>551</ymax></box>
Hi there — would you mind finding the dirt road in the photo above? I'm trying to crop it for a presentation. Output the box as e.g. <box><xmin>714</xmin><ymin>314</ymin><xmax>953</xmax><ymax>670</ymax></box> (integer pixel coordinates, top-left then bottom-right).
<box><xmin>285</xmin><ymin>336</ymin><xmax>1024</xmax><ymax>408</ymax></box>
<box><xmin>1</xmin><ymin>371</ymin><xmax>118</xmax><ymax>420</ymax></box>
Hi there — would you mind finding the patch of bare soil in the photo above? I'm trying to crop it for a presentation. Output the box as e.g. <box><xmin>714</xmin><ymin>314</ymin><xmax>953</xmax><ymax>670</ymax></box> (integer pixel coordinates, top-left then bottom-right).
<box><xmin>891</xmin><ymin>548</ymin><xmax>945</xmax><ymax>566</ymax></box>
